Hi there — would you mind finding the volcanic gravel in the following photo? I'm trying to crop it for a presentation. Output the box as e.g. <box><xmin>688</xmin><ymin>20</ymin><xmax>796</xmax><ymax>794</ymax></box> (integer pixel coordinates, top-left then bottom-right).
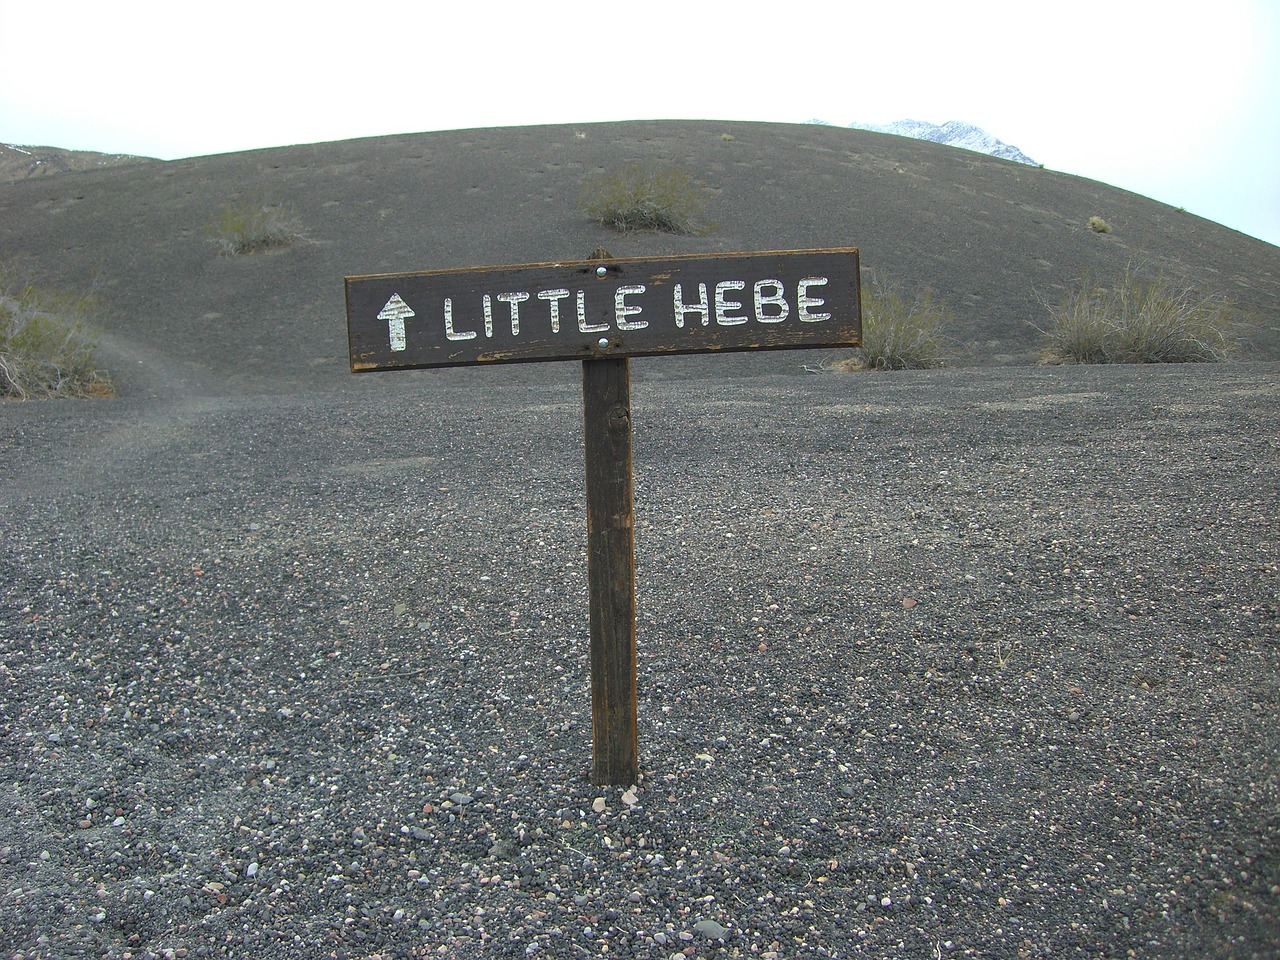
<box><xmin>1</xmin><ymin>362</ymin><xmax>1277</xmax><ymax>959</ymax></box>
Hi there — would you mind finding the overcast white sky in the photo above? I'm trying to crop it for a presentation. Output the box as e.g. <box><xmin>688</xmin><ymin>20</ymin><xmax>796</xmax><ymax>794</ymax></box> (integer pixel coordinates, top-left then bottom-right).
<box><xmin>3</xmin><ymin>0</ymin><xmax>1278</xmax><ymax>246</ymax></box>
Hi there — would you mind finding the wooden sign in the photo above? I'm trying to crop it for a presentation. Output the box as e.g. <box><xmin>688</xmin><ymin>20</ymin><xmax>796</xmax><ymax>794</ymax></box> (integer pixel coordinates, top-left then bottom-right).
<box><xmin>345</xmin><ymin>248</ymin><xmax>861</xmax><ymax>786</ymax></box>
<box><xmin>346</xmin><ymin>248</ymin><xmax>861</xmax><ymax>371</ymax></box>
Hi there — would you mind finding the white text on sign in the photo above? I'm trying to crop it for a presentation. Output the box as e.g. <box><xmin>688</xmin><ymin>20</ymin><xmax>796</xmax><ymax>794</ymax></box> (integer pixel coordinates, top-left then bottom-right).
<box><xmin>384</xmin><ymin>277</ymin><xmax>831</xmax><ymax>351</ymax></box>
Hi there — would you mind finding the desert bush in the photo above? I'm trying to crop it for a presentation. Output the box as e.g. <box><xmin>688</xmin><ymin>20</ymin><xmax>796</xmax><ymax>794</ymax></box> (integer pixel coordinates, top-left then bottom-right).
<box><xmin>0</xmin><ymin>265</ymin><xmax>111</xmax><ymax>399</ymax></box>
<box><xmin>581</xmin><ymin>163</ymin><xmax>714</xmax><ymax>235</ymax></box>
<box><xmin>1040</xmin><ymin>262</ymin><xmax>1234</xmax><ymax>364</ymax></box>
<box><xmin>833</xmin><ymin>276</ymin><xmax>949</xmax><ymax>371</ymax></box>
<box><xmin>204</xmin><ymin>196</ymin><xmax>303</xmax><ymax>255</ymax></box>
<box><xmin>1087</xmin><ymin>215</ymin><xmax>1113</xmax><ymax>234</ymax></box>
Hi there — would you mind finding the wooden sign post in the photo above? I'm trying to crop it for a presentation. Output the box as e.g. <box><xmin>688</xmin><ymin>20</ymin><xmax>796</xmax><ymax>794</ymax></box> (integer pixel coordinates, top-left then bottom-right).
<box><xmin>581</xmin><ymin>354</ymin><xmax>638</xmax><ymax>785</ymax></box>
<box><xmin>347</xmin><ymin>248</ymin><xmax>861</xmax><ymax>785</ymax></box>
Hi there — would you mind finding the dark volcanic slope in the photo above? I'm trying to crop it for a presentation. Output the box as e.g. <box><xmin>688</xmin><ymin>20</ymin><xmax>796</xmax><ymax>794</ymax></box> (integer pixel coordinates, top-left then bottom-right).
<box><xmin>1</xmin><ymin>122</ymin><xmax>1278</xmax><ymax>959</ymax></box>
<box><xmin>1</xmin><ymin>120</ymin><xmax>1277</xmax><ymax>396</ymax></box>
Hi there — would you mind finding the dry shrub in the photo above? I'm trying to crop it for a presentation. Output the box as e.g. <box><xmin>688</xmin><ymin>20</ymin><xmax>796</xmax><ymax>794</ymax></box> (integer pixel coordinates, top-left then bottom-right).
<box><xmin>204</xmin><ymin>195</ymin><xmax>304</xmax><ymax>255</ymax></box>
<box><xmin>833</xmin><ymin>276</ymin><xmax>949</xmax><ymax>371</ymax></box>
<box><xmin>1041</xmin><ymin>262</ymin><xmax>1234</xmax><ymax>364</ymax></box>
<box><xmin>581</xmin><ymin>164</ymin><xmax>714</xmax><ymax>236</ymax></box>
<box><xmin>0</xmin><ymin>264</ymin><xmax>111</xmax><ymax>399</ymax></box>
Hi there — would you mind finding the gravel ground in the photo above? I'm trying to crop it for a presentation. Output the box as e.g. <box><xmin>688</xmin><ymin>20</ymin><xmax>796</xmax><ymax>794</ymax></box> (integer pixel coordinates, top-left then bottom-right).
<box><xmin>1</xmin><ymin>362</ymin><xmax>1277</xmax><ymax>959</ymax></box>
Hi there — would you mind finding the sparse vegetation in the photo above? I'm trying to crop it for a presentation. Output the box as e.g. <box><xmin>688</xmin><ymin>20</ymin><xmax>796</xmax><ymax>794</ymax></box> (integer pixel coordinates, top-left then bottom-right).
<box><xmin>1040</xmin><ymin>261</ymin><xmax>1235</xmax><ymax>364</ymax></box>
<box><xmin>581</xmin><ymin>163</ymin><xmax>715</xmax><ymax>235</ymax></box>
<box><xmin>833</xmin><ymin>276</ymin><xmax>949</xmax><ymax>371</ymax></box>
<box><xmin>1087</xmin><ymin>215</ymin><xmax>1113</xmax><ymax>234</ymax></box>
<box><xmin>203</xmin><ymin>195</ymin><xmax>304</xmax><ymax>255</ymax></box>
<box><xmin>0</xmin><ymin>263</ymin><xmax>111</xmax><ymax>399</ymax></box>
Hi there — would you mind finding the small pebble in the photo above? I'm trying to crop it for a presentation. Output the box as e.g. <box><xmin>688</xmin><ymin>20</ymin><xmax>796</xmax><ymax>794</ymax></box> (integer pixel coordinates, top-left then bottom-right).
<box><xmin>694</xmin><ymin>919</ymin><xmax>729</xmax><ymax>940</ymax></box>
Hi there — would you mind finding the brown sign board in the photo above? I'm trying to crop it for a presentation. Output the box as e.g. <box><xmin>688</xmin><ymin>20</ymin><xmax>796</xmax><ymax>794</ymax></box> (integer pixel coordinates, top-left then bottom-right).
<box><xmin>346</xmin><ymin>248</ymin><xmax>861</xmax><ymax>372</ymax></box>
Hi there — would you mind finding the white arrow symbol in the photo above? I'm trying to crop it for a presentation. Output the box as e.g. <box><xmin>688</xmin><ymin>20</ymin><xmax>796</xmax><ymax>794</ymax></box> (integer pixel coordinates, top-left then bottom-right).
<box><xmin>378</xmin><ymin>294</ymin><xmax>415</xmax><ymax>352</ymax></box>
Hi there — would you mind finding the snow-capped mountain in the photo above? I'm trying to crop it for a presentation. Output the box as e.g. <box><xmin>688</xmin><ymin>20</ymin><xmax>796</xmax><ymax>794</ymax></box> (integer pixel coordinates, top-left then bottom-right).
<box><xmin>815</xmin><ymin>119</ymin><xmax>1038</xmax><ymax>166</ymax></box>
<box><xmin>0</xmin><ymin>142</ymin><xmax>152</xmax><ymax>181</ymax></box>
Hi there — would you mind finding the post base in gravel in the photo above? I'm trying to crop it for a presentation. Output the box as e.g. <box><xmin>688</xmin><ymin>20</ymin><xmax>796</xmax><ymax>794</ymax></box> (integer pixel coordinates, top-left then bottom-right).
<box><xmin>581</xmin><ymin>356</ymin><xmax>639</xmax><ymax>786</ymax></box>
